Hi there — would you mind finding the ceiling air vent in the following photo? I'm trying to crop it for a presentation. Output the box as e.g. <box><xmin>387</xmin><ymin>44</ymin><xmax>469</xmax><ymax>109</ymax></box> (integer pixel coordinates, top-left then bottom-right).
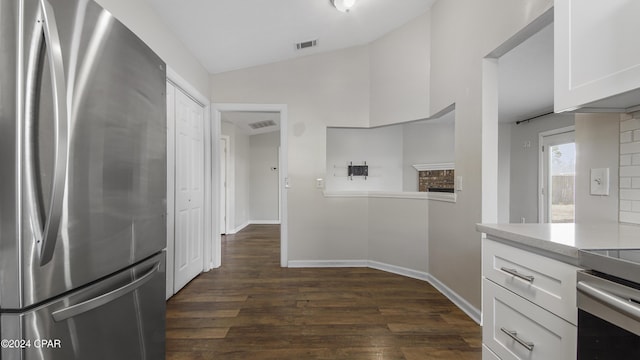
<box><xmin>295</xmin><ymin>39</ymin><xmax>318</xmax><ymax>50</ymax></box>
<box><xmin>248</xmin><ymin>120</ymin><xmax>277</xmax><ymax>130</ymax></box>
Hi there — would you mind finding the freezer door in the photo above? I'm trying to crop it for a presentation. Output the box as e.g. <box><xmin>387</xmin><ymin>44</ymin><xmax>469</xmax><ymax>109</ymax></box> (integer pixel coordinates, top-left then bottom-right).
<box><xmin>2</xmin><ymin>0</ymin><xmax>167</xmax><ymax>309</ymax></box>
<box><xmin>1</xmin><ymin>253</ymin><xmax>166</xmax><ymax>360</ymax></box>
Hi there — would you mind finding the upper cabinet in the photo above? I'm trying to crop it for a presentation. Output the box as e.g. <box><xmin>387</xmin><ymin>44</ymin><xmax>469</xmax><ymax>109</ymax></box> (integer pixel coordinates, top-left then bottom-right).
<box><xmin>555</xmin><ymin>0</ymin><xmax>640</xmax><ymax>112</ymax></box>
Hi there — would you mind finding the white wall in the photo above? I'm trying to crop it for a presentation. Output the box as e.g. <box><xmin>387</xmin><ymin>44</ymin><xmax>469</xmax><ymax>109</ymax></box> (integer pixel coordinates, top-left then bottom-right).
<box><xmin>509</xmin><ymin>113</ymin><xmax>575</xmax><ymax>223</ymax></box>
<box><xmin>326</xmin><ymin>126</ymin><xmax>403</xmax><ymax>192</ymax></box>
<box><xmin>369</xmin><ymin>11</ymin><xmax>430</xmax><ymax>127</ymax></box>
<box><xmin>212</xmin><ymin>46</ymin><xmax>371</xmax><ymax>260</ymax></box>
<box><xmin>575</xmin><ymin>113</ymin><xmax>620</xmax><ymax>223</ymax></box>
<box><xmin>369</xmin><ymin>198</ymin><xmax>429</xmax><ymax>273</ymax></box>
<box><xmin>250</xmin><ymin>132</ymin><xmax>280</xmax><ymax>222</ymax></box>
<box><xmin>326</xmin><ymin>119</ymin><xmax>454</xmax><ymax>192</ymax></box>
<box><xmin>428</xmin><ymin>0</ymin><xmax>554</xmax><ymax>310</ymax></box>
<box><xmin>402</xmin><ymin>120</ymin><xmax>455</xmax><ymax>191</ymax></box>
<box><xmin>497</xmin><ymin>123</ymin><xmax>511</xmax><ymax>223</ymax></box>
<box><xmin>95</xmin><ymin>0</ymin><xmax>209</xmax><ymax>97</ymax></box>
<box><xmin>211</xmin><ymin>0</ymin><xmax>556</xmax><ymax>312</ymax></box>
<box><xmin>506</xmin><ymin>113</ymin><xmax>620</xmax><ymax>224</ymax></box>
<box><xmin>235</xmin><ymin>130</ymin><xmax>250</xmax><ymax>229</ymax></box>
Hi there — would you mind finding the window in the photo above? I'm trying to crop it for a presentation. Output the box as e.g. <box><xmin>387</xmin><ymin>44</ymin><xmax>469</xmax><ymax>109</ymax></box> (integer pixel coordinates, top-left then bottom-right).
<box><xmin>539</xmin><ymin>127</ymin><xmax>576</xmax><ymax>223</ymax></box>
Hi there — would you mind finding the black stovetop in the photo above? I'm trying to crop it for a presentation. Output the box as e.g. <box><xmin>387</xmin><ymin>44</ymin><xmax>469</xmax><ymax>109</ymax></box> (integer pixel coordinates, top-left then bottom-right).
<box><xmin>579</xmin><ymin>249</ymin><xmax>640</xmax><ymax>284</ymax></box>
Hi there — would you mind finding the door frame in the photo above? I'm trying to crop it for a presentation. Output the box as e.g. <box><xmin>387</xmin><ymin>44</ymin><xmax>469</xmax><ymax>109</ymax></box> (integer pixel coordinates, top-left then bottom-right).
<box><xmin>220</xmin><ymin>135</ymin><xmax>230</xmax><ymax>234</ymax></box>
<box><xmin>538</xmin><ymin>125</ymin><xmax>575</xmax><ymax>223</ymax></box>
<box><xmin>481</xmin><ymin>8</ymin><xmax>553</xmax><ymax>225</ymax></box>
<box><xmin>166</xmin><ymin>67</ymin><xmax>212</xmax><ymax>299</ymax></box>
<box><xmin>211</xmin><ymin>103</ymin><xmax>289</xmax><ymax>268</ymax></box>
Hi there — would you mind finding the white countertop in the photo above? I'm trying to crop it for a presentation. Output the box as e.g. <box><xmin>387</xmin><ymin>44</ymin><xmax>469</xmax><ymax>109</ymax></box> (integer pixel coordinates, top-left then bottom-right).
<box><xmin>477</xmin><ymin>222</ymin><xmax>640</xmax><ymax>263</ymax></box>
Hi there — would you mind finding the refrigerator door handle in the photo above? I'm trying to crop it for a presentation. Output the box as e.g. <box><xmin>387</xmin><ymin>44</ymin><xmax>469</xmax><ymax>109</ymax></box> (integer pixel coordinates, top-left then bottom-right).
<box><xmin>33</xmin><ymin>0</ymin><xmax>69</xmax><ymax>266</ymax></box>
<box><xmin>52</xmin><ymin>261</ymin><xmax>160</xmax><ymax>322</ymax></box>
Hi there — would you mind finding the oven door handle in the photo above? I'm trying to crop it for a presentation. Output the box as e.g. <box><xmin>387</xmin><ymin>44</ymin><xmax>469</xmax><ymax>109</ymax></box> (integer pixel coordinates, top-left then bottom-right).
<box><xmin>577</xmin><ymin>281</ymin><xmax>640</xmax><ymax>321</ymax></box>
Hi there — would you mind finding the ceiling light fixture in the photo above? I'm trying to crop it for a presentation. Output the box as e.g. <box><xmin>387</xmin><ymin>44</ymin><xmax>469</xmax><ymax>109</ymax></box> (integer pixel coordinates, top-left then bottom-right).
<box><xmin>331</xmin><ymin>0</ymin><xmax>357</xmax><ymax>12</ymax></box>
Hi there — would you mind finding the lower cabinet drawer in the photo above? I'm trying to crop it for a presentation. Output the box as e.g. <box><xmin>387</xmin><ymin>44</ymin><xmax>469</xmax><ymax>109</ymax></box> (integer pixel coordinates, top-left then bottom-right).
<box><xmin>482</xmin><ymin>238</ymin><xmax>579</xmax><ymax>325</ymax></box>
<box><xmin>483</xmin><ymin>279</ymin><xmax>576</xmax><ymax>360</ymax></box>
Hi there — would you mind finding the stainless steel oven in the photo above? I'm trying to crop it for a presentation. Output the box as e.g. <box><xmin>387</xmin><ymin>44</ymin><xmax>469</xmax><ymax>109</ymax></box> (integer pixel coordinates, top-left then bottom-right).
<box><xmin>577</xmin><ymin>249</ymin><xmax>640</xmax><ymax>359</ymax></box>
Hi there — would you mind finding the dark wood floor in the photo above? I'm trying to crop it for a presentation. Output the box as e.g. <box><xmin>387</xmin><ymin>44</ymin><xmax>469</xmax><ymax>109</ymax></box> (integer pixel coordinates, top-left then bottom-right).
<box><xmin>166</xmin><ymin>224</ymin><xmax>481</xmax><ymax>359</ymax></box>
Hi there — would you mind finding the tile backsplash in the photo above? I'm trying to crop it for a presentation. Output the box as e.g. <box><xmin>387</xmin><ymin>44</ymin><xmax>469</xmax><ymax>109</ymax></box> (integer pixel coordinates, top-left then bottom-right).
<box><xmin>620</xmin><ymin>113</ymin><xmax>640</xmax><ymax>224</ymax></box>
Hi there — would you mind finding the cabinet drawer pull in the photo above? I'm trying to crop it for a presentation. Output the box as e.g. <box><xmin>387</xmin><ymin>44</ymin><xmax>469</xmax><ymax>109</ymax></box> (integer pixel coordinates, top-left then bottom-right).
<box><xmin>500</xmin><ymin>267</ymin><xmax>534</xmax><ymax>283</ymax></box>
<box><xmin>500</xmin><ymin>327</ymin><xmax>535</xmax><ymax>351</ymax></box>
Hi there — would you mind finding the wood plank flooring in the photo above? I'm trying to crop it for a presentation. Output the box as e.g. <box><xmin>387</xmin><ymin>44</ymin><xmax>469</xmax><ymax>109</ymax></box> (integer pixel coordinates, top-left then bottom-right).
<box><xmin>166</xmin><ymin>225</ymin><xmax>481</xmax><ymax>359</ymax></box>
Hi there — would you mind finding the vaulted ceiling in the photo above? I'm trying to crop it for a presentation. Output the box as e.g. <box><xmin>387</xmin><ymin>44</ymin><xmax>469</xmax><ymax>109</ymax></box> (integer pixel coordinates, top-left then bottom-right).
<box><xmin>143</xmin><ymin>0</ymin><xmax>436</xmax><ymax>74</ymax></box>
<box><xmin>146</xmin><ymin>0</ymin><xmax>553</xmax><ymax>124</ymax></box>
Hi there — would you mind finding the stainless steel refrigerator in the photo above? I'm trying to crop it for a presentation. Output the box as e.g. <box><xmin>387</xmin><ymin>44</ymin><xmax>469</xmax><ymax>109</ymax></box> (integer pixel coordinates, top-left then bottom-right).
<box><xmin>1</xmin><ymin>0</ymin><xmax>167</xmax><ymax>358</ymax></box>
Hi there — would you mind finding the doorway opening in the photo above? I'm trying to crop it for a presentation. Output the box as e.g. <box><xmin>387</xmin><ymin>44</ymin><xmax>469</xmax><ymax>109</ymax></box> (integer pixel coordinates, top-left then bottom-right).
<box><xmin>212</xmin><ymin>104</ymin><xmax>288</xmax><ymax>268</ymax></box>
<box><xmin>482</xmin><ymin>8</ymin><xmax>554</xmax><ymax>224</ymax></box>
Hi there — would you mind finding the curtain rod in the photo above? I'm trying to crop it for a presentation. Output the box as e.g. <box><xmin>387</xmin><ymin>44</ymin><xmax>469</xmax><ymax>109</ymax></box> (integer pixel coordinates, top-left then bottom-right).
<box><xmin>515</xmin><ymin>111</ymin><xmax>554</xmax><ymax>125</ymax></box>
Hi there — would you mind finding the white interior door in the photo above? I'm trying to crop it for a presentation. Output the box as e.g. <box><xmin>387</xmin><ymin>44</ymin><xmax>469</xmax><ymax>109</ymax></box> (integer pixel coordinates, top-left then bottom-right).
<box><xmin>174</xmin><ymin>89</ymin><xmax>204</xmax><ymax>292</ymax></box>
<box><xmin>220</xmin><ymin>137</ymin><xmax>228</xmax><ymax>234</ymax></box>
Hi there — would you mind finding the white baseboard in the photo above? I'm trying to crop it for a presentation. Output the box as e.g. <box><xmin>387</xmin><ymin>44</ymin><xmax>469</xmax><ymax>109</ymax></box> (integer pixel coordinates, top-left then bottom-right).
<box><xmin>227</xmin><ymin>221</ymin><xmax>249</xmax><ymax>235</ymax></box>
<box><xmin>227</xmin><ymin>220</ymin><xmax>280</xmax><ymax>234</ymax></box>
<box><xmin>426</xmin><ymin>274</ymin><xmax>481</xmax><ymax>325</ymax></box>
<box><xmin>367</xmin><ymin>261</ymin><xmax>429</xmax><ymax>282</ymax></box>
<box><xmin>286</xmin><ymin>259</ymin><xmax>481</xmax><ymax>325</ymax></box>
<box><xmin>288</xmin><ymin>260</ymin><xmax>368</xmax><ymax>268</ymax></box>
<box><xmin>249</xmin><ymin>220</ymin><xmax>281</xmax><ymax>225</ymax></box>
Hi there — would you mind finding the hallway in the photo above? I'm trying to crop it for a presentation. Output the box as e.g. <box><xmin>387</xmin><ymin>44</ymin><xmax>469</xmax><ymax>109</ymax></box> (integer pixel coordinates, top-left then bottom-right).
<box><xmin>166</xmin><ymin>225</ymin><xmax>481</xmax><ymax>359</ymax></box>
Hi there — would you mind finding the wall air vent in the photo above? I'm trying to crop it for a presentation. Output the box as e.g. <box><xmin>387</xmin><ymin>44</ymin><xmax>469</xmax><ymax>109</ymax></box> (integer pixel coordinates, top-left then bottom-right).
<box><xmin>295</xmin><ymin>39</ymin><xmax>318</xmax><ymax>50</ymax></box>
<box><xmin>248</xmin><ymin>120</ymin><xmax>277</xmax><ymax>130</ymax></box>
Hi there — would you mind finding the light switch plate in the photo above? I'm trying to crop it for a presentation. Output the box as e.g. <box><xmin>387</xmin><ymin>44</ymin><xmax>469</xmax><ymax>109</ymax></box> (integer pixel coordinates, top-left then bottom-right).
<box><xmin>590</xmin><ymin>168</ymin><xmax>609</xmax><ymax>196</ymax></box>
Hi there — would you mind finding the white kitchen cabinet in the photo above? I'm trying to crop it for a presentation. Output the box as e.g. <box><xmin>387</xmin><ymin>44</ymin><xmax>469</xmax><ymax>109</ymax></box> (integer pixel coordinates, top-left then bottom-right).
<box><xmin>482</xmin><ymin>239</ymin><xmax>579</xmax><ymax>325</ymax></box>
<box><xmin>482</xmin><ymin>238</ymin><xmax>579</xmax><ymax>359</ymax></box>
<box><xmin>555</xmin><ymin>0</ymin><xmax>640</xmax><ymax>112</ymax></box>
<box><xmin>483</xmin><ymin>279</ymin><xmax>576</xmax><ymax>360</ymax></box>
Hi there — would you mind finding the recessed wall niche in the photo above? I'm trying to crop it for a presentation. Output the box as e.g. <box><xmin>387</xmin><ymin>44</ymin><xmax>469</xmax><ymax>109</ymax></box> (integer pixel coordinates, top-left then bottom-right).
<box><xmin>325</xmin><ymin>110</ymin><xmax>455</xmax><ymax>192</ymax></box>
<box><xmin>419</xmin><ymin>169</ymin><xmax>455</xmax><ymax>193</ymax></box>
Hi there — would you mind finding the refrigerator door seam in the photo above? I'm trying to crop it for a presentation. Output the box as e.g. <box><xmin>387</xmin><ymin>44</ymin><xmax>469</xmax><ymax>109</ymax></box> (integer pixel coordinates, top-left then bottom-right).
<box><xmin>51</xmin><ymin>261</ymin><xmax>160</xmax><ymax>322</ymax></box>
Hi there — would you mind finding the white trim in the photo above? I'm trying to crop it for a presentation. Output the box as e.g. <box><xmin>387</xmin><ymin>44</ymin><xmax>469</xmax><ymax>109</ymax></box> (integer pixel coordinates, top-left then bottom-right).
<box><xmin>288</xmin><ymin>260</ymin><xmax>369</xmax><ymax>268</ymax></box>
<box><xmin>426</xmin><ymin>274</ymin><xmax>482</xmax><ymax>324</ymax></box>
<box><xmin>423</xmin><ymin>192</ymin><xmax>457</xmax><ymax>202</ymax></box>
<box><xmin>166</xmin><ymin>68</ymin><xmax>212</xmax><ymax>273</ymax></box>
<box><xmin>227</xmin><ymin>221</ymin><xmax>250</xmax><ymax>235</ymax></box>
<box><xmin>368</xmin><ymin>261</ymin><xmax>429</xmax><ymax>282</ymax></box>
<box><xmin>165</xmin><ymin>83</ymin><xmax>176</xmax><ymax>300</ymax></box>
<box><xmin>220</xmin><ymin>135</ymin><xmax>230</xmax><ymax>235</ymax></box>
<box><xmin>286</xmin><ymin>259</ymin><xmax>480</xmax><ymax>324</ymax></box>
<box><xmin>482</xmin><ymin>58</ymin><xmax>500</xmax><ymax>225</ymax></box>
<box><xmin>412</xmin><ymin>162</ymin><xmax>455</xmax><ymax>171</ymax></box>
<box><xmin>212</xmin><ymin>103</ymin><xmax>289</xmax><ymax>267</ymax></box>
<box><xmin>249</xmin><ymin>220</ymin><xmax>281</xmax><ymax>225</ymax></box>
<box><xmin>166</xmin><ymin>67</ymin><xmax>208</xmax><ymax>105</ymax></box>
<box><xmin>323</xmin><ymin>190</ymin><xmax>456</xmax><ymax>202</ymax></box>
